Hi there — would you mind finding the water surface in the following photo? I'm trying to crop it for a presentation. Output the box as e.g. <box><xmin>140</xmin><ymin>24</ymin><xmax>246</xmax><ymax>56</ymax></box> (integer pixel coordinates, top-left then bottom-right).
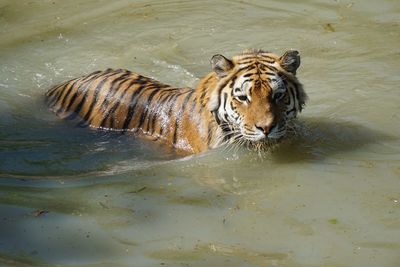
<box><xmin>0</xmin><ymin>0</ymin><xmax>399</xmax><ymax>266</ymax></box>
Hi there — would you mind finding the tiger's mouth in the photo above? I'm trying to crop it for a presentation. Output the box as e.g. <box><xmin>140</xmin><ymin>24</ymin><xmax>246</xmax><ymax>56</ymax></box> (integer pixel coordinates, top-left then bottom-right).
<box><xmin>223</xmin><ymin>124</ymin><xmax>286</xmax><ymax>152</ymax></box>
<box><xmin>239</xmin><ymin>124</ymin><xmax>286</xmax><ymax>142</ymax></box>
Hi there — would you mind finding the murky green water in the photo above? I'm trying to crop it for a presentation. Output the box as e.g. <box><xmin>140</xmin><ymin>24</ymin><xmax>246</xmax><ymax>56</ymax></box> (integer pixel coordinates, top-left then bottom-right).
<box><xmin>1</xmin><ymin>0</ymin><xmax>399</xmax><ymax>266</ymax></box>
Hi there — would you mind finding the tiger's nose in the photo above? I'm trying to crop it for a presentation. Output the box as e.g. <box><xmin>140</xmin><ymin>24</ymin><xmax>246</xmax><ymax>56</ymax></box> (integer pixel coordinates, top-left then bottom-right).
<box><xmin>255</xmin><ymin>123</ymin><xmax>276</xmax><ymax>135</ymax></box>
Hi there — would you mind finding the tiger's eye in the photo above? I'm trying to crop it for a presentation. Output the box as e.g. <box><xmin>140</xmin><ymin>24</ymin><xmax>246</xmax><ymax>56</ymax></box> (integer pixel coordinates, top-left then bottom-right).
<box><xmin>237</xmin><ymin>95</ymin><xmax>248</xmax><ymax>102</ymax></box>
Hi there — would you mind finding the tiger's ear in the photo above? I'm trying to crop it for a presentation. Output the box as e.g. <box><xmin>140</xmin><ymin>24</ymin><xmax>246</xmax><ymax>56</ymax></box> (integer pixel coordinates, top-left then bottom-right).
<box><xmin>211</xmin><ymin>54</ymin><xmax>234</xmax><ymax>78</ymax></box>
<box><xmin>280</xmin><ymin>50</ymin><xmax>301</xmax><ymax>75</ymax></box>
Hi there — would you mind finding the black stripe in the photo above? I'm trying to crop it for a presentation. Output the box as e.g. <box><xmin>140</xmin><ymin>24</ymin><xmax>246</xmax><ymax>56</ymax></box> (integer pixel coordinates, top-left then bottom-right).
<box><xmin>216</xmin><ymin>76</ymin><xmax>234</xmax><ymax>97</ymax></box>
<box><xmin>188</xmin><ymin>95</ymin><xmax>198</xmax><ymax>121</ymax></box>
<box><xmin>293</xmin><ymin>83</ymin><xmax>302</xmax><ymax>107</ymax></box>
<box><xmin>135</xmin><ymin>87</ymin><xmax>162</xmax><ymax>132</ymax></box>
<box><xmin>52</xmin><ymin>79</ymin><xmax>81</xmax><ymax>110</ymax></box>
<box><xmin>57</xmin><ymin>70</ymin><xmax>109</xmax><ymax>113</ymax></box>
<box><xmin>238</xmin><ymin>60</ymin><xmax>257</xmax><ymax>65</ymax></box>
<box><xmin>87</xmin><ymin>74</ymin><xmax>132</xmax><ymax>128</ymax></box>
<box><xmin>46</xmin><ymin>84</ymin><xmax>63</xmax><ymax>98</ymax></box>
<box><xmin>47</xmin><ymin>84</ymin><xmax>66</xmax><ymax>106</ymax></box>
<box><xmin>207</xmin><ymin>121</ymin><xmax>214</xmax><ymax>147</ymax></box>
<box><xmin>229</xmin><ymin>76</ymin><xmax>237</xmax><ymax>89</ymax></box>
<box><xmin>199</xmin><ymin>87</ymin><xmax>208</xmax><ymax>106</ymax></box>
<box><xmin>198</xmin><ymin>76</ymin><xmax>213</xmax><ymax>105</ymax></box>
<box><xmin>259</xmin><ymin>55</ymin><xmax>276</xmax><ymax>61</ymax></box>
<box><xmin>223</xmin><ymin>92</ymin><xmax>228</xmax><ymax>110</ymax></box>
<box><xmin>212</xmin><ymin>68</ymin><xmax>254</xmax><ymax>123</ymax></box>
<box><xmin>159</xmin><ymin>91</ymin><xmax>183</xmax><ymax>136</ymax></box>
<box><xmin>98</xmin><ymin>78</ymin><xmax>142</xmax><ymax>128</ymax></box>
<box><xmin>237</xmin><ymin>65</ymin><xmax>256</xmax><ymax>73</ymax></box>
<box><xmin>181</xmin><ymin>90</ymin><xmax>194</xmax><ymax>112</ymax></box>
<box><xmin>157</xmin><ymin>92</ymin><xmax>178</xmax><ymax>136</ymax></box>
<box><xmin>81</xmin><ymin>70</ymin><xmax>105</xmax><ymax>83</ymax></box>
<box><xmin>147</xmin><ymin>87</ymin><xmax>176</xmax><ymax>134</ymax></box>
<box><xmin>212</xmin><ymin>110</ymin><xmax>221</xmax><ymax>125</ymax></box>
<box><xmin>263</xmin><ymin>65</ymin><xmax>278</xmax><ymax>72</ymax></box>
<box><xmin>167</xmin><ymin>91</ymin><xmax>185</xmax><ymax>116</ymax></box>
<box><xmin>56</xmin><ymin>81</ymin><xmax>86</xmax><ymax>114</ymax></box>
<box><xmin>66</xmin><ymin>71</ymin><xmax>118</xmax><ymax>117</ymax></box>
<box><xmin>47</xmin><ymin>74</ymin><xmax>81</xmax><ymax>98</ymax></box>
<box><xmin>97</xmin><ymin>72</ymin><xmax>133</xmax><ymax>113</ymax></box>
<box><xmin>259</xmin><ymin>58</ymin><xmax>275</xmax><ymax>64</ymax></box>
<box><xmin>121</xmin><ymin>82</ymin><xmax>154</xmax><ymax>130</ymax></box>
<box><xmin>237</xmin><ymin>55</ymin><xmax>257</xmax><ymax>61</ymax></box>
<box><xmin>99</xmin><ymin>84</ymin><xmax>131</xmax><ymax>128</ymax></box>
<box><xmin>285</xmin><ymin>85</ymin><xmax>296</xmax><ymax>115</ymax></box>
<box><xmin>289</xmin><ymin>84</ymin><xmax>300</xmax><ymax>111</ymax></box>
<box><xmin>230</xmin><ymin>101</ymin><xmax>236</xmax><ymax>112</ymax></box>
<box><xmin>223</xmin><ymin>113</ymin><xmax>229</xmax><ymax>122</ymax></box>
<box><xmin>84</xmin><ymin>72</ymin><xmax>131</xmax><ymax>123</ymax></box>
<box><xmin>243</xmin><ymin>78</ymin><xmax>253</xmax><ymax>84</ymax></box>
<box><xmin>172</xmin><ymin>90</ymin><xmax>194</xmax><ymax>144</ymax></box>
<box><xmin>286</xmin><ymin>107</ymin><xmax>296</xmax><ymax>115</ymax></box>
<box><xmin>288</xmin><ymin>85</ymin><xmax>296</xmax><ymax>101</ymax></box>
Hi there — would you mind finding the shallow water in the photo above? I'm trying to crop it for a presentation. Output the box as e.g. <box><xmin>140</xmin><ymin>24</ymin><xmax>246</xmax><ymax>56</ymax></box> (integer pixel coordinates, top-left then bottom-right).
<box><xmin>0</xmin><ymin>0</ymin><xmax>399</xmax><ymax>266</ymax></box>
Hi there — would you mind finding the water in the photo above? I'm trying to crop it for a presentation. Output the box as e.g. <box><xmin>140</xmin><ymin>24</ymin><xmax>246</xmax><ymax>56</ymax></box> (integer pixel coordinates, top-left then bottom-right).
<box><xmin>0</xmin><ymin>0</ymin><xmax>399</xmax><ymax>266</ymax></box>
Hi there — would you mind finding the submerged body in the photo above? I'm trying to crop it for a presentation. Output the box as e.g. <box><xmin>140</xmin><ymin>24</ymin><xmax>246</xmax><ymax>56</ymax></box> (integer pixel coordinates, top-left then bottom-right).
<box><xmin>46</xmin><ymin>49</ymin><xmax>307</xmax><ymax>154</ymax></box>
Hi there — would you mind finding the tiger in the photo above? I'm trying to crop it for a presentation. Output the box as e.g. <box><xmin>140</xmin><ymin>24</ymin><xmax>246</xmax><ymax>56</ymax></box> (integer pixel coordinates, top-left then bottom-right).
<box><xmin>45</xmin><ymin>49</ymin><xmax>307</xmax><ymax>155</ymax></box>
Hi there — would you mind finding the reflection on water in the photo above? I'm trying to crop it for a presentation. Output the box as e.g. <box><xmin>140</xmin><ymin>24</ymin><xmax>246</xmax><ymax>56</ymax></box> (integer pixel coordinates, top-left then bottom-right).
<box><xmin>272</xmin><ymin>117</ymin><xmax>397</xmax><ymax>163</ymax></box>
<box><xmin>0</xmin><ymin>0</ymin><xmax>399</xmax><ymax>266</ymax></box>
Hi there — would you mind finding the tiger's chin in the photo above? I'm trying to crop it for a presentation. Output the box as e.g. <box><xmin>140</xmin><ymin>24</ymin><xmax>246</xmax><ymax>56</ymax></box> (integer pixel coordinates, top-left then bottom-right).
<box><xmin>242</xmin><ymin>138</ymin><xmax>283</xmax><ymax>152</ymax></box>
<box><xmin>228</xmin><ymin>134</ymin><xmax>285</xmax><ymax>153</ymax></box>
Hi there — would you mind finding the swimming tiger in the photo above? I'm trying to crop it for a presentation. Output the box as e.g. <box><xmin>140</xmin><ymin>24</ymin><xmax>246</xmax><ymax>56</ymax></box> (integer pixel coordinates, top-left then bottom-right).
<box><xmin>45</xmin><ymin>49</ymin><xmax>307</xmax><ymax>154</ymax></box>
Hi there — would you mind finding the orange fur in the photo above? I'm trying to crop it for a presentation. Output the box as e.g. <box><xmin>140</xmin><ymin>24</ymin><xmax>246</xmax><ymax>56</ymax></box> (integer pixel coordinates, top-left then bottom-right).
<box><xmin>46</xmin><ymin>50</ymin><xmax>307</xmax><ymax>154</ymax></box>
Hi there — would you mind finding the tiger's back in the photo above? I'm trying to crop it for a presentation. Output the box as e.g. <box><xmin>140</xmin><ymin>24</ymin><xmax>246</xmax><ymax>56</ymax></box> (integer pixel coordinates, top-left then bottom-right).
<box><xmin>47</xmin><ymin>69</ymin><xmax>187</xmax><ymax>128</ymax></box>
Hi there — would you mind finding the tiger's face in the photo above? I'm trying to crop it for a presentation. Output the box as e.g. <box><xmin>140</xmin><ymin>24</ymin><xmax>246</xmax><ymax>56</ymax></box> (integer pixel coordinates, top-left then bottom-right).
<box><xmin>208</xmin><ymin>49</ymin><xmax>307</xmax><ymax>144</ymax></box>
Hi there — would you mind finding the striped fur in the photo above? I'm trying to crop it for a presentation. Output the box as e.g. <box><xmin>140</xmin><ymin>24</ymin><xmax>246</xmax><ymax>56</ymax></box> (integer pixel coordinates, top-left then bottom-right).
<box><xmin>46</xmin><ymin>49</ymin><xmax>307</xmax><ymax>154</ymax></box>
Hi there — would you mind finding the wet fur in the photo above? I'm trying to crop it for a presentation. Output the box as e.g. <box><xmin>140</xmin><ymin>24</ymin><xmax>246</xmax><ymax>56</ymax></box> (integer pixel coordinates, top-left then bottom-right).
<box><xmin>46</xmin><ymin>49</ymin><xmax>307</xmax><ymax>155</ymax></box>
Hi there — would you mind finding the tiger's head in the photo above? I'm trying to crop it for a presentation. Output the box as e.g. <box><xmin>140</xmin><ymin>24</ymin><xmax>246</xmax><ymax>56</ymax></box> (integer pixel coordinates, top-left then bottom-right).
<box><xmin>208</xmin><ymin>49</ymin><xmax>307</xmax><ymax>145</ymax></box>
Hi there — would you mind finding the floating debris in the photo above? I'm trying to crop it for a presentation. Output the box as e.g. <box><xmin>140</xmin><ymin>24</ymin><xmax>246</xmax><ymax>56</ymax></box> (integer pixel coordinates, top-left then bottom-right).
<box><xmin>323</xmin><ymin>23</ymin><xmax>336</xmax><ymax>32</ymax></box>
<box><xmin>31</xmin><ymin>210</ymin><xmax>49</xmax><ymax>217</ymax></box>
<box><xmin>127</xmin><ymin>186</ymin><xmax>147</xmax><ymax>194</ymax></box>
<box><xmin>328</xmin><ymin>218</ymin><xmax>338</xmax><ymax>224</ymax></box>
